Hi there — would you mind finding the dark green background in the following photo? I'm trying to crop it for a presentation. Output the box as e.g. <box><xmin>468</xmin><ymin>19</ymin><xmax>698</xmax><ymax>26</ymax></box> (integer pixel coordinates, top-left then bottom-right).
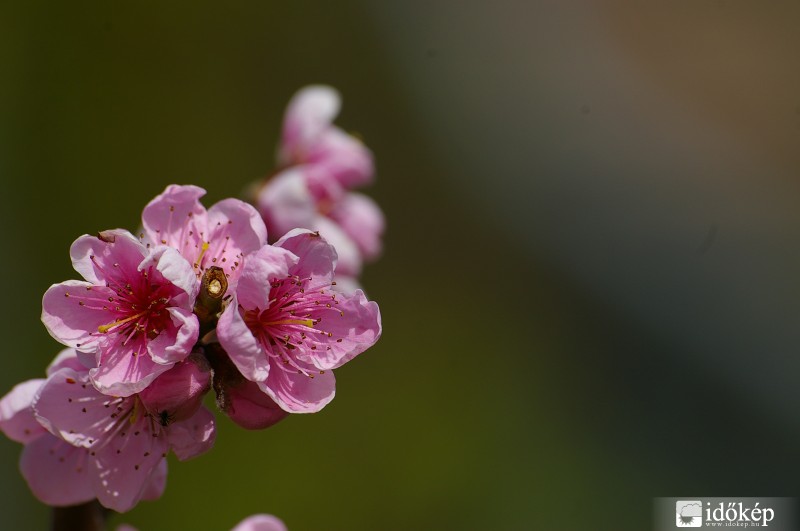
<box><xmin>2</xmin><ymin>2</ymin><xmax>800</xmax><ymax>530</ymax></box>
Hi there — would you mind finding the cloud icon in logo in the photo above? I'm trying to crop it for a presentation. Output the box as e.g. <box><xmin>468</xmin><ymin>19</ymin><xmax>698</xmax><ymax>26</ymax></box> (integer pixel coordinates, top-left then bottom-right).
<box><xmin>676</xmin><ymin>501</ymin><xmax>703</xmax><ymax>527</ymax></box>
<box><xmin>680</xmin><ymin>503</ymin><xmax>702</xmax><ymax>518</ymax></box>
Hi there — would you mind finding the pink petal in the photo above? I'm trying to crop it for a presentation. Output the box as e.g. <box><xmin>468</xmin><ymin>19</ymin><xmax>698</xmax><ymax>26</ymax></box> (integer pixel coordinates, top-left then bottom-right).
<box><xmin>90</xmin><ymin>344</ymin><xmax>173</xmax><ymax>397</ymax></box>
<box><xmin>257</xmin><ymin>168</ymin><xmax>317</xmax><ymax>240</ymax></box>
<box><xmin>305</xmin><ymin>128</ymin><xmax>374</xmax><ymax>189</ymax></box>
<box><xmin>261</xmin><ymin>365</ymin><xmax>336</xmax><ymax>414</ymax></box>
<box><xmin>329</xmin><ymin>275</ymin><xmax>362</xmax><ymax>296</ymax></box>
<box><xmin>46</xmin><ymin>348</ymin><xmax>89</xmax><ymax>375</ymax></box>
<box><xmin>70</xmin><ymin>230</ymin><xmax>147</xmax><ymax>286</ymax></box>
<box><xmin>140</xmin><ymin>245</ymin><xmax>199</xmax><ymax>306</ymax></box>
<box><xmin>139</xmin><ymin>457</ymin><xmax>168</xmax><ymax>501</ymax></box>
<box><xmin>295</xmin><ymin>289</ymin><xmax>381</xmax><ymax>371</ymax></box>
<box><xmin>166</xmin><ymin>406</ymin><xmax>216</xmax><ymax>461</ymax></box>
<box><xmin>236</xmin><ymin>245</ymin><xmax>298</xmax><ymax>311</ymax></box>
<box><xmin>41</xmin><ymin>280</ymin><xmax>116</xmax><ymax>352</ymax></box>
<box><xmin>141</xmin><ymin>184</ymin><xmax>208</xmax><ymax>259</ymax></box>
<box><xmin>0</xmin><ymin>379</ymin><xmax>47</xmax><ymax>443</ymax></box>
<box><xmin>280</xmin><ymin>85</ymin><xmax>341</xmax><ymax>166</ymax></box>
<box><xmin>217</xmin><ymin>301</ymin><xmax>270</xmax><ymax>382</ymax></box>
<box><xmin>329</xmin><ymin>192</ymin><xmax>384</xmax><ymax>261</ymax></box>
<box><xmin>91</xmin><ymin>421</ymin><xmax>169</xmax><ymax>512</ymax></box>
<box><xmin>146</xmin><ymin>307</ymin><xmax>199</xmax><ymax>365</ymax></box>
<box><xmin>274</xmin><ymin>228</ymin><xmax>338</xmax><ymax>284</ymax></box>
<box><xmin>33</xmin><ymin>367</ymin><xmax>121</xmax><ymax>447</ymax></box>
<box><xmin>309</xmin><ymin>216</ymin><xmax>362</xmax><ymax>277</ymax></box>
<box><xmin>205</xmin><ymin>198</ymin><xmax>268</xmax><ymax>283</ymax></box>
<box><xmin>221</xmin><ymin>379</ymin><xmax>288</xmax><ymax>430</ymax></box>
<box><xmin>139</xmin><ymin>353</ymin><xmax>211</xmax><ymax>424</ymax></box>
<box><xmin>20</xmin><ymin>434</ymin><xmax>95</xmax><ymax>507</ymax></box>
<box><xmin>232</xmin><ymin>514</ymin><xmax>288</xmax><ymax>531</ymax></box>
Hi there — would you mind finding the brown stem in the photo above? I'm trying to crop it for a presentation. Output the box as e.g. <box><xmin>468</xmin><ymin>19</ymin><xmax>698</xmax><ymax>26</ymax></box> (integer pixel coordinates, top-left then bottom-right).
<box><xmin>51</xmin><ymin>501</ymin><xmax>107</xmax><ymax>531</ymax></box>
<box><xmin>193</xmin><ymin>266</ymin><xmax>229</xmax><ymax>338</ymax></box>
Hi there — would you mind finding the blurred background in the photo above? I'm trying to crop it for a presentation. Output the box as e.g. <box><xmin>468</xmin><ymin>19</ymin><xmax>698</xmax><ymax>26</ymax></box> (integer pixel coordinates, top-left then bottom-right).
<box><xmin>1</xmin><ymin>1</ymin><xmax>800</xmax><ymax>529</ymax></box>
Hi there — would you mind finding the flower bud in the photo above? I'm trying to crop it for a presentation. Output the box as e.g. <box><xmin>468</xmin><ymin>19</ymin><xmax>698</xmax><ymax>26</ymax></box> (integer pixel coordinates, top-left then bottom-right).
<box><xmin>139</xmin><ymin>351</ymin><xmax>211</xmax><ymax>425</ymax></box>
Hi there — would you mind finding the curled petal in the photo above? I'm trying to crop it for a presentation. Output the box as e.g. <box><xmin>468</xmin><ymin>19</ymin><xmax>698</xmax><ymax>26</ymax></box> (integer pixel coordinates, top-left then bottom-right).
<box><xmin>146</xmin><ymin>307</ymin><xmax>199</xmax><ymax>365</ymax></box>
<box><xmin>140</xmin><ymin>245</ymin><xmax>199</xmax><ymax>307</ymax></box>
<box><xmin>236</xmin><ymin>245</ymin><xmax>298</xmax><ymax>311</ymax></box>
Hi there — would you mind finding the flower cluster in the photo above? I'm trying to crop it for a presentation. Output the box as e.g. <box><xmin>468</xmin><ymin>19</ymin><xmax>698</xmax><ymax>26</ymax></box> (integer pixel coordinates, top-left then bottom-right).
<box><xmin>256</xmin><ymin>86</ymin><xmax>385</xmax><ymax>293</ymax></box>
<box><xmin>1</xmin><ymin>183</ymin><xmax>382</xmax><ymax>512</ymax></box>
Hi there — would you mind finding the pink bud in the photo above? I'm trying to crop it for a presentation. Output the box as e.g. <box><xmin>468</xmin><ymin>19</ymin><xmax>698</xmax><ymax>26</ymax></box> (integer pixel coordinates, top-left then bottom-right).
<box><xmin>222</xmin><ymin>379</ymin><xmax>288</xmax><ymax>430</ymax></box>
<box><xmin>139</xmin><ymin>351</ymin><xmax>211</xmax><ymax>425</ymax></box>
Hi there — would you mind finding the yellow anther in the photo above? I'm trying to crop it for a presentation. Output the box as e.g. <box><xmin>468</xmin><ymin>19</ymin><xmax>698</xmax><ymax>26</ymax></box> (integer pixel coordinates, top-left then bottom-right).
<box><xmin>97</xmin><ymin>311</ymin><xmax>147</xmax><ymax>333</ymax></box>
<box><xmin>194</xmin><ymin>241</ymin><xmax>210</xmax><ymax>268</ymax></box>
<box><xmin>264</xmin><ymin>318</ymin><xmax>314</xmax><ymax>327</ymax></box>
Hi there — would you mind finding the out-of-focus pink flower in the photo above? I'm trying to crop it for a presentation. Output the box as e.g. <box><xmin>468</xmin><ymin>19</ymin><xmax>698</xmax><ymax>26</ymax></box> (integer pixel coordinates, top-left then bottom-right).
<box><xmin>0</xmin><ymin>350</ymin><xmax>169</xmax><ymax>509</ymax></box>
<box><xmin>279</xmin><ymin>85</ymin><xmax>373</xmax><ymax>189</ymax></box>
<box><xmin>141</xmin><ymin>184</ymin><xmax>268</xmax><ymax>288</ymax></box>
<box><xmin>258</xmin><ymin>86</ymin><xmax>384</xmax><ymax>287</ymax></box>
<box><xmin>217</xmin><ymin>230</ymin><xmax>381</xmax><ymax>413</ymax></box>
<box><xmin>42</xmin><ymin>229</ymin><xmax>199</xmax><ymax>396</ymax></box>
<box><xmin>119</xmin><ymin>513</ymin><xmax>288</xmax><ymax>531</ymax></box>
<box><xmin>232</xmin><ymin>514</ymin><xmax>288</xmax><ymax>531</ymax></box>
<box><xmin>31</xmin><ymin>359</ymin><xmax>215</xmax><ymax>512</ymax></box>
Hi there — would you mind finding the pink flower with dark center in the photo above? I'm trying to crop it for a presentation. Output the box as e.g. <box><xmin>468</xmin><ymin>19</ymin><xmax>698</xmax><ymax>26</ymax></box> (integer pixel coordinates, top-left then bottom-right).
<box><xmin>141</xmin><ymin>184</ymin><xmax>268</xmax><ymax>287</ymax></box>
<box><xmin>217</xmin><ymin>229</ymin><xmax>381</xmax><ymax>413</ymax></box>
<box><xmin>32</xmin><ymin>361</ymin><xmax>215</xmax><ymax>512</ymax></box>
<box><xmin>0</xmin><ymin>349</ymin><xmax>167</xmax><ymax>508</ymax></box>
<box><xmin>42</xmin><ymin>229</ymin><xmax>199</xmax><ymax>396</ymax></box>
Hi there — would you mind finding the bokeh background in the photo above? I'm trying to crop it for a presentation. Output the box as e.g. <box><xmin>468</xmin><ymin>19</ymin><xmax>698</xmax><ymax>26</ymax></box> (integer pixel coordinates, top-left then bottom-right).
<box><xmin>2</xmin><ymin>2</ymin><xmax>800</xmax><ymax>530</ymax></box>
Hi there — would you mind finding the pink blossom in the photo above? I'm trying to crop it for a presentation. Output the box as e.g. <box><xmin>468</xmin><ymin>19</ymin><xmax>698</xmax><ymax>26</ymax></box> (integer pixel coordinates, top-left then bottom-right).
<box><xmin>278</xmin><ymin>85</ymin><xmax>373</xmax><ymax>189</ymax></box>
<box><xmin>0</xmin><ymin>350</ymin><xmax>169</xmax><ymax>508</ymax></box>
<box><xmin>32</xmin><ymin>359</ymin><xmax>215</xmax><ymax>512</ymax></box>
<box><xmin>141</xmin><ymin>184</ymin><xmax>268</xmax><ymax>288</ymax></box>
<box><xmin>258</xmin><ymin>87</ymin><xmax>385</xmax><ymax>284</ymax></box>
<box><xmin>42</xmin><ymin>229</ymin><xmax>199</xmax><ymax>396</ymax></box>
<box><xmin>232</xmin><ymin>514</ymin><xmax>288</xmax><ymax>531</ymax></box>
<box><xmin>217</xmin><ymin>229</ymin><xmax>381</xmax><ymax>413</ymax></box>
